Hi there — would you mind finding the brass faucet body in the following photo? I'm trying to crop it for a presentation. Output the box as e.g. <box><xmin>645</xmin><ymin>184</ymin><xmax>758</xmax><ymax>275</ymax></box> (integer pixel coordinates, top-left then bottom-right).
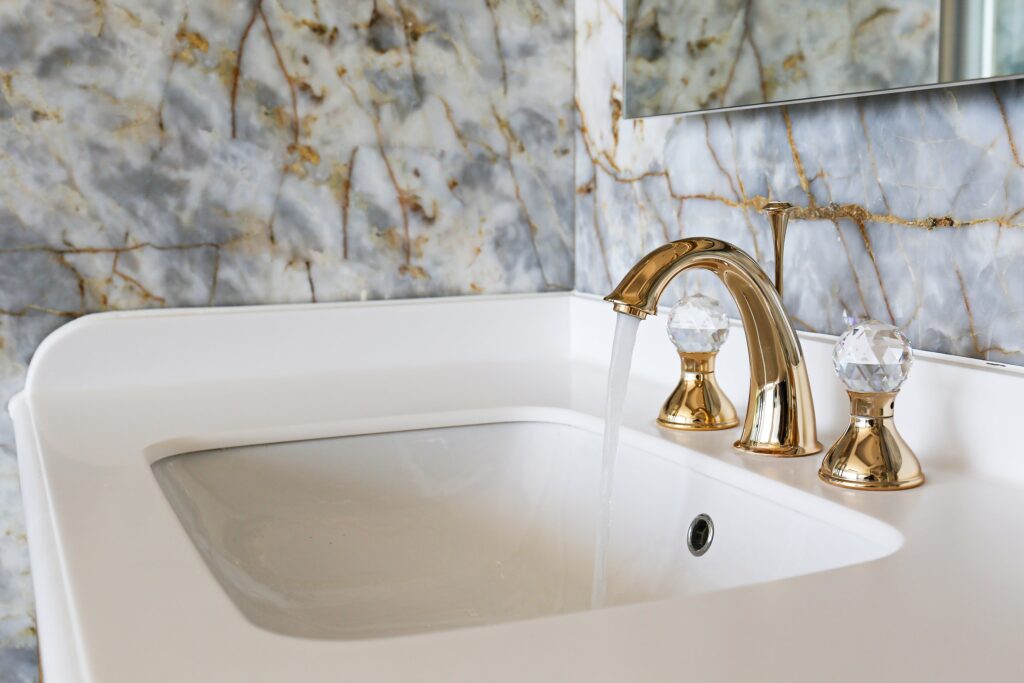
<box><xmin>819</xmin><ymin>391</ymin><xmax>924</xmax><ymax>490</ymax></box>
<box><xmin>658</xmin><ymin>352</ymin><xmax>738</xmax><ymax>431</ymax></box>
<box><xmin>605</xmin><ymin>238</ymin><xmax>822</xmax><ymax>457</ymax></box>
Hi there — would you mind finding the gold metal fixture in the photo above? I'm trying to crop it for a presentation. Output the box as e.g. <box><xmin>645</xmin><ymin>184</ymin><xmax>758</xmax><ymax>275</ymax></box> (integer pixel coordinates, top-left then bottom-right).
<box><xmin>658</xmin><ymin>351</ymin><xmax>738</xmax><ymax>431</ymax></box>
<box><xmin>605</xmin><ymin>238</ymin><xmax>822</xmax><ymax>457</ymax></box>
<box><xmin>763</xmin><ymin>201</ymin><xmax>794</xmax><ymax>296</ymax></box>
<box><xmin>819</xmin><ymin>391</ymin><xmax>925</xmax><ymax>490</ymax></box>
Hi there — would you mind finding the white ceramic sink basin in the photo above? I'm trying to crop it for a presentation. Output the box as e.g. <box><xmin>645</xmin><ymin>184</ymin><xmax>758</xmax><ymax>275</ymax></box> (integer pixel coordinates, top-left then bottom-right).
<box><xmin>154</xmin><ymin>420</ymin><xmax>895</xmax><ymax>640</ymax></box>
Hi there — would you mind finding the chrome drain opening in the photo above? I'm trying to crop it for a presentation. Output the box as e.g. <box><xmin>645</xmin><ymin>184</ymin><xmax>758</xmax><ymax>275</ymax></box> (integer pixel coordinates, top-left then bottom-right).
<box><xmin>687</xmin><ymin>514</ymin><xmax>714</xmax><ymax>557</ymax></box>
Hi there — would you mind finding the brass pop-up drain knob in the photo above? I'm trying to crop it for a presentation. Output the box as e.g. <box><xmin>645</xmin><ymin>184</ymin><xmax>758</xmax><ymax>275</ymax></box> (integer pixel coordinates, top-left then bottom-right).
<box><xmin>820</xmin><ymin>320</ymin><xmax>924</xmax><ymax>491</ymax></box>
<box><xmin>658</xmin><ymin>294</ymin><xmax>738</xmax><ymax>431</ymax></box>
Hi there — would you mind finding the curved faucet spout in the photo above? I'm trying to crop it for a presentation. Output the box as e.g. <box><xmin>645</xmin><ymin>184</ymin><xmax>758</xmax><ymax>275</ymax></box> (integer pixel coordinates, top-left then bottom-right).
<box><xmin>605</xmin><ymin>238</ymin><xmax>822</xmax><ymax>457</ymax></box>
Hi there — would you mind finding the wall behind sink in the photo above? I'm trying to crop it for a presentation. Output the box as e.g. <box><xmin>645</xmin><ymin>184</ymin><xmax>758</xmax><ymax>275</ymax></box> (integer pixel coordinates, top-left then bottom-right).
<box><xmin>0</xmin><ymin>0</ymin><xmax>572</xmax><ymax>678</ymax></box>
<box><xmin>0</xmin><ymin>0</ymin><xmax>574</xmax><ymax>422</ymax></box>
<box><xmin>576</xmin><ymin>0</ymin><xmax>1024</xmax><ymax>366</ymax></box>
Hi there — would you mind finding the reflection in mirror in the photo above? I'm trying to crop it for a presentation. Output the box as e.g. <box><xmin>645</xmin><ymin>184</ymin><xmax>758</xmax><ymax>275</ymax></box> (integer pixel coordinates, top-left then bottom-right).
<box><xmin>625</xmin><ymin>0</ymin><xmax>1024</xmax><ymax>118</ymax></box>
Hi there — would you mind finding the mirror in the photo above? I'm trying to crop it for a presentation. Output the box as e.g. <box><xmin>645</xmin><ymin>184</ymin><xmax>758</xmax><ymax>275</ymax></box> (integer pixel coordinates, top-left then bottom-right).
<box><xmin>625</xmin><ymin>0</ymin><xmax>1024</xmax><ymax>118</ymax></box>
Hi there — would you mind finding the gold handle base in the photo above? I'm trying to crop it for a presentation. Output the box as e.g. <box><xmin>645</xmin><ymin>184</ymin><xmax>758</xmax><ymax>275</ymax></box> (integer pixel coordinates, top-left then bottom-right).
<box><xmin>657</xmin><ymin>352</ymin><xmax>739</xmax><ymax>432</ymax></box>
<box><xmin>734</xmin><ymin>440</ymin><xmax>823</xmax><ymax>458</ymax></box>
<box><xmin>658</xmin><ymin>409</ymin><xmax>739</xmax><ymax>431</ymax></box>
<box><xmin>818</xmin><ymin>391</ymin><xmax>924</xmax><ymax>491</ymax></box>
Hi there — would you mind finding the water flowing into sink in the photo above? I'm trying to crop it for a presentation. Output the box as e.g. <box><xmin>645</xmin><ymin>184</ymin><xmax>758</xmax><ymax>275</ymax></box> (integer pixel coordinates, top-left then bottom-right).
<box><xmin>591</xmin><ymin>312</ymin><xmax>641</xmax><ymax>608</ymax></box>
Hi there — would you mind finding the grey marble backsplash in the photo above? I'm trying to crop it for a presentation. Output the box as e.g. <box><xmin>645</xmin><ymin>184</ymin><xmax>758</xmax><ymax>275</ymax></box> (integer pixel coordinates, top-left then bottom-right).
<box><xmin>0</xmin><ymin>0</ymin><xmax>574</xmax><ymax>429</ymax></box>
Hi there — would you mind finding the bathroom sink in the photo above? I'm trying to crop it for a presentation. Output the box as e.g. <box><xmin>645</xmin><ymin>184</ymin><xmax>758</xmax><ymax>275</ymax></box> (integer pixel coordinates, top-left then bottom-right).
<box><xmin>155</xmin><ymin>420</ymin><xmax>895</xmax><ymax>640</ymax></box>
<box><xmin>13</xmin><ymin>293</ymin><xmax>1024</xmax><ymax>681</ymax></box>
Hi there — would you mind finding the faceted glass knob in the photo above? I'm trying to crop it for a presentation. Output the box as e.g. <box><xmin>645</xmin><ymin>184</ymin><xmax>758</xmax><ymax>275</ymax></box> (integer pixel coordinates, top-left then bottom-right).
<box><xmin>833</xmin><ymin>320</ymin><xmax>913</xmax><ymax>393</ymax></box>
<box><xmin>666</xmin><ymin>294</ymin><xmax>729</xmax><ymax>353</ymax></box>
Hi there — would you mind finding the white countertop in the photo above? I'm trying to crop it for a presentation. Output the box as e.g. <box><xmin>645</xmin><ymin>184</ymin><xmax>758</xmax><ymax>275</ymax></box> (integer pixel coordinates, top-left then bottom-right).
<box><xmin>11</xmin><ymin>293</ymin><xmax>1024</xmax><ymax>681</ymax></box>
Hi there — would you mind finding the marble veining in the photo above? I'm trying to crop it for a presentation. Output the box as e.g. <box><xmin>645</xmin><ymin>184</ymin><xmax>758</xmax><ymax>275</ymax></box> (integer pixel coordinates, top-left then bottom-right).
<box><xmin>625</xmin><ymin>0</ymin><xmax>939</xmax><ymax>117</ymax></box>
<box><xmin>578</xmin><ymin>0</ymin><xmax>1024</xmax><ymax>366</ymax></box>
<box><xmin>0</xmin><ymin>442</ymin><xmax>34</xmax><ymax>683</ymax></box>
<box><xmin>0</xmin><ymin>0</ymin><xmax>573</xmax><ymax>678</ymax></box>
<box><xmin>0</xmin><ymin>0</ymin><xmax>574</xmax><ymax>414</ymax></box>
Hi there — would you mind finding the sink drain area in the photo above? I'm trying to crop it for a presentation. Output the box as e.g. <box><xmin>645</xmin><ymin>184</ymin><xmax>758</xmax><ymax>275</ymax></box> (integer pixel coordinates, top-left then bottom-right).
<box><xmin>687</xmin><ymin>514</ymin><xmax>714</xmax><ymax>557</ymax></box>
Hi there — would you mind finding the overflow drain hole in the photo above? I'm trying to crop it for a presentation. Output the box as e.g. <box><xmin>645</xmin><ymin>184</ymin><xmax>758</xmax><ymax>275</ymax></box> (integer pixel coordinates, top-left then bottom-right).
<box><xmin>687</xmin><ymin>514</ymin><xmax>714</xmax><ymax>557</ymax></box>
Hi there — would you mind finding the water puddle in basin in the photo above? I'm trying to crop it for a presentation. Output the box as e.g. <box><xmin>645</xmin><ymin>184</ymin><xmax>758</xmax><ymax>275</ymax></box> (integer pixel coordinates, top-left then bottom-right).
<box><xmin>591</xmin><ymin>312</ymin><xmax>641</xmax><ymax>608</ymax></box>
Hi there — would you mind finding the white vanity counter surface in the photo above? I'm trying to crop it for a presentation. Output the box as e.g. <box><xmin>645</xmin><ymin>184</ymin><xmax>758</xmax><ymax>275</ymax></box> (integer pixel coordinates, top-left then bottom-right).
<box><xmin>11</xmin><ymin>293</ymin><xmax>1024</xmax><ymax>682</ymax></box>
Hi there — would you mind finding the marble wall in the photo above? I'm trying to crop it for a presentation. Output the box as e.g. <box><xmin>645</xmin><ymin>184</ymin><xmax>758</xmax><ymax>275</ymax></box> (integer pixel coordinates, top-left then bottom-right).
<box><xmin>578</xmin><ymin>0</ymin><xmax>1024</xmax><ymax>366</ymax></box>
<box><xmin>625</xmin><ymin>0</ymin><xmax>939</xmax><ymax>117</ymax></box>
<box><xmin>0</xmin><ymin>0</ymin><xmax>574</xmax><ymax>411</ymax></box>
<box><xmin>0</xmin><ymin>0</ymin><xmax>573</xmax><ymax>679</ymax></box>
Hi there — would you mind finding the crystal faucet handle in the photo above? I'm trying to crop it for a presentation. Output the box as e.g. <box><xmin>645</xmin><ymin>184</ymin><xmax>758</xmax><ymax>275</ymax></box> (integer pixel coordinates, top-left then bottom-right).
<box><xmin>659</xmin><ymin>294</ymin><xmax>737</xmax><ymax>432</ymax></box>
<box><xmin>832</xmin><ymin>320</ymin><xmax>914</xmax><ymax>393</ymax></box>
<box><xmin>666</xmin><ymin>293</ymin><xmax>730</xmax><ymax>353</ymax></box>
<box><xmin>820</xmin><ymin>320</ymin><xmax>924</xmax><ymax>491</ymax></box>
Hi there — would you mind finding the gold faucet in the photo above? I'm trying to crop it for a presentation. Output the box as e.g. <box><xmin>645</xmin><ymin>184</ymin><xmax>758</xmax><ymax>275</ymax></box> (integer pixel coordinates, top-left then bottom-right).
<box><xmin>605</xmin><ymin>238</ymin><xmax>822</xmax><ymax>457</ymax></box>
